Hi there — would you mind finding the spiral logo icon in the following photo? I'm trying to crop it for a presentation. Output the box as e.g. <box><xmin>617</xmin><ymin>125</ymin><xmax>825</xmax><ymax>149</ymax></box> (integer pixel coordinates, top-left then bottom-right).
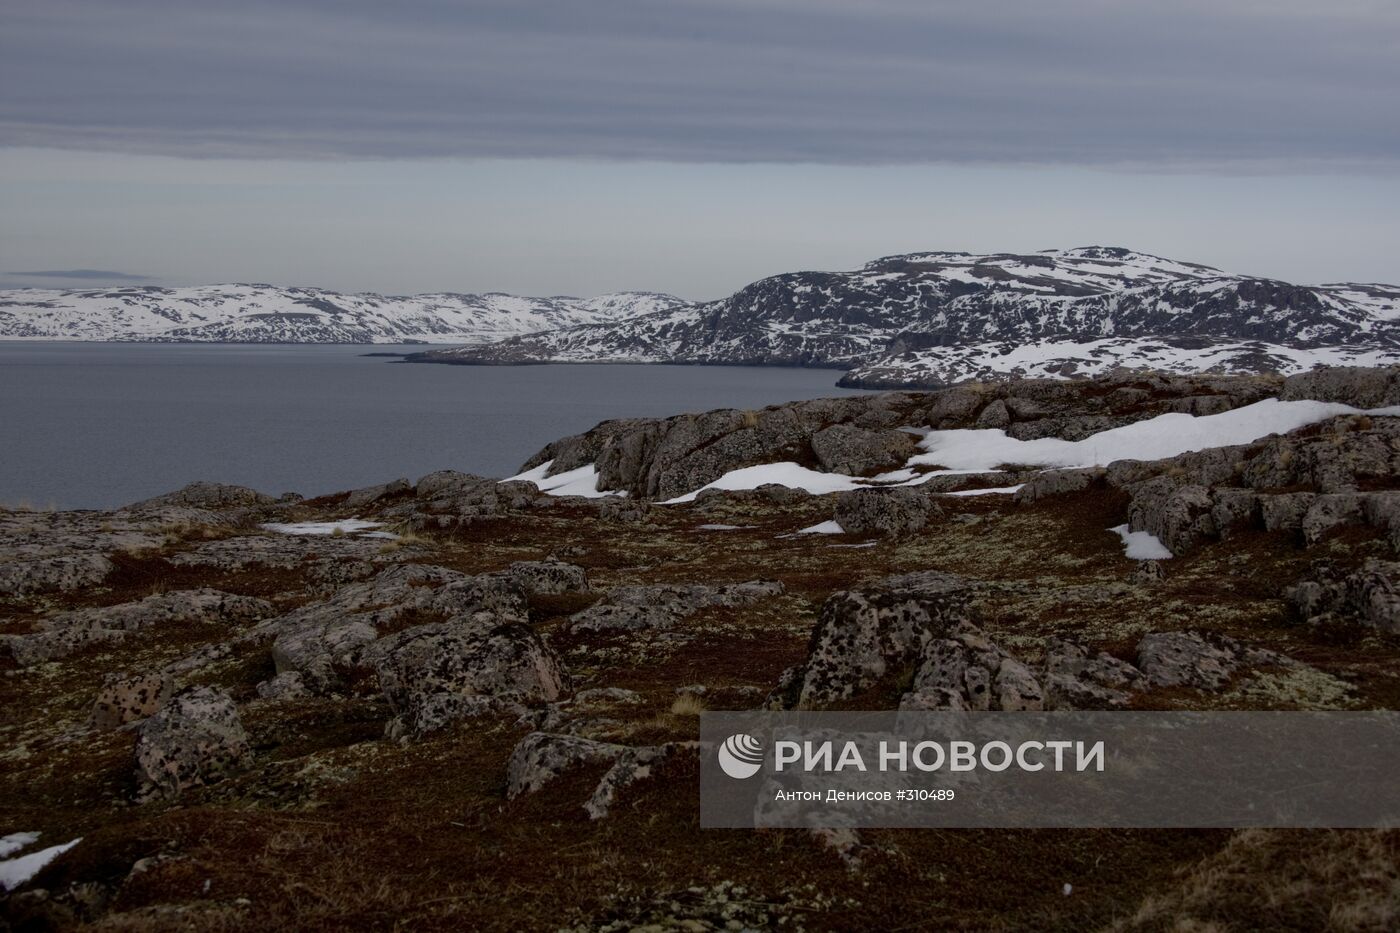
<box><xmin>717</xmin><ymin>733</ymin><xmax>765</xmax><ymax>779</ymax></box>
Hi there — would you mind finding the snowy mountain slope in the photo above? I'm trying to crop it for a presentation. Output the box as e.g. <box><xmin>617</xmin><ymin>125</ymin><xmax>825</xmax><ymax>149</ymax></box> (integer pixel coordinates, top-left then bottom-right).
<box><xmin>418</xmin><ymin>247</ymin><xmax>1400</xmax><ymax>377</ymax></box>
<box><xmin>838</xmin><ymin>337</ymin><xmax>1400</xmax><ymax>388</ymax></box>
<box><xmin>0</xmin><ymin>285</ymin><xmax>685</xmax><ymax>343</ymax></box>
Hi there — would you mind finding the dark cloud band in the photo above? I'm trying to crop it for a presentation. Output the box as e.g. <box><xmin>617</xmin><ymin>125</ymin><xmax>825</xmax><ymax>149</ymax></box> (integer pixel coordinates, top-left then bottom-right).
<box><xmin>1</xmin><ymin>0</ymin><xmax>1396</xmax><ymax>166</ymax></box>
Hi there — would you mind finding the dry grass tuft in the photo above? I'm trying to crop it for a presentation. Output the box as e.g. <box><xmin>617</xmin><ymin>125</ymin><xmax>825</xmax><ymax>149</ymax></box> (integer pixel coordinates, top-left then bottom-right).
<box><xmin>669</xmin><ymin>693</ymin><xmax>706</xmax><ymax>717</ymax></box>
<box><xmin>1110</xmin><ymin>829</ymin><xmax>1400</xmax><ymax>932</ymax></box>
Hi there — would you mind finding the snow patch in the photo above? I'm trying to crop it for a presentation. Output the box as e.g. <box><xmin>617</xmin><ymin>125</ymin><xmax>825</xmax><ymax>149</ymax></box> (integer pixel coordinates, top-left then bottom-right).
<box><xmin>261</xmin><ymin>519</ymin><xmax>385</xmax><ymax>536</ymax></box>
<box><xmin>795</xmin><ymin>520</ymin><xmax>844</xmax><ymax>535</ymax></box>
<box><xmin>911</xmin><ymin>400</ymin><xmax>1400</xmax><ymax>473</ymax></box>
<box><xmin>0</xmin><ymin>837</ymin><xmax>81</xmax><ymax>892</ymax></box>
<box><xmin>1109</xmin><ymin>524</ymin><xmax>1174</xmax><ymax>560</ymax></box>
<box><xmin>504</xmin><ymin>461</ymin><xmax>624</xmax><ymax>498</ymax></box>
<box><xmin>944</xmin><ymin>484</ymin><xmax>1025</xmax><ymax>497</ymax></box>
<box><xmin>0</xmin><ymin>833</ymin><xmax>40</xmax><ymax>859</ymax></box>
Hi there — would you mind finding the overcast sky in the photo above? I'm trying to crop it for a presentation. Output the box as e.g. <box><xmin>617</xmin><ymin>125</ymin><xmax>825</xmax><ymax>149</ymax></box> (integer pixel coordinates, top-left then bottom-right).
<box><xmin>2</xmin><ymin>0</ymin><xmax>1397</xmax><ymax>297</ymax></box>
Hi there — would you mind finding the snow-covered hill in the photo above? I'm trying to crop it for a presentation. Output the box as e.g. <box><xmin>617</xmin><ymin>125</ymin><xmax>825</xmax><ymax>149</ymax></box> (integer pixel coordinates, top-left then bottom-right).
<box><xmin>0</xmin><ymin>284</ymin><xmax>685</xmax><ymax>343</ymax></box>
<box><xmin>418</xmin><ymin>247</ymin><xmax>1400</xmax><ymax>383</ymax></box>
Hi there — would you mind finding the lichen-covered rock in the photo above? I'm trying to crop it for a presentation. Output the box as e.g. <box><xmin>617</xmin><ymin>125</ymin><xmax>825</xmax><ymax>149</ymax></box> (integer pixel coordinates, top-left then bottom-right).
<box><xmin>780</xmin><ymin>571</ymin><xmax>976</xmax><ymax>707</ymax></box>
<box><xmin>496</xmin><ymin>559</ymin><xmax>590</xmax><ymax>595</ymax></box>
<box><xmin>568</xmin><ymin>581</ymin><xmax>783</xmax><ymax>634</ymax></box>
<box><xmin>365</xmin><ymin>615</ymin><xmax>568</xmax><ymax>736</ymax></box>
<box><xmin>255</xmin><ymin>671</ymin><xmax>311</xmax><ymax>700</ymax></box>
<box><xmin>1136</xmin><ymin>631</ymin><xmax>1293</xmax><ymax>691</ymax></box>
<box><xmin>1287</xmin><ymin>559</ymin><xmax>1400</xmax><ymax>634</ymax></box>
<box><xmin>2</xmin><ymin>589</ymin><xmax>272</xmax><ymax>666</ymax></box>
<box><xmin>133</xmin><ymin>687</ymin><xmax>249</xmax><ymax>801</ymax></box>
<box><xmin>91</xmin><ymin>671</ymin><xmax>173</xmax><ymax>729</ymax></box>
<box><xmin>266</xmin><ymin>564</ymin><xmax>527</xmax><ymax>693</ymax></box>
<box><xmin>832</xmin><ymin>487</ymin><xmax>939</xmax><ymax>538</ymax></box>
<box><xmin>905</xmin><ymin>625</ymin><xmax>1043</xmax><ymax>711</ymax></box>
<box><xmin>1042</xmin><ymin>637</ymin><xmax>1145</xmax><ymax>709</ymax></box>
<box><xmin>976</xmin><ymin>398</ymin><xmax>1011</xmax><ymax>429</ymax></box>
<box><xmin>1302</xmin><ymin>493</ymin><xmax>1366</xmax><ymax>546</ymax></box>
<box><xmin>810</xmin><ymin>424</ymin><xmax>917</xmax><ymax>476</ymax></box>
<box><xmin>1013</xmin><ymin>469</ymin><xmax>1098</xmax><ymax>504</ymax></box>
<box><xmin>1259</xmin><ymin>493</ymin><xmax>1317</xmax><ymax>534</ymax></box>
<box><xmin>505</xmin><ymin>732</ymin><xmax>626</xmax><ymax>798</ymax></box>
<box><xmin>0</xmin><ymin>553</ymin><xmax>113</xmax><ymax>597</ymax></box>
<box><xmin>1125</xmin><ymin>478</ymin><xmax>1214</xmax><ymax>553</ymax></box>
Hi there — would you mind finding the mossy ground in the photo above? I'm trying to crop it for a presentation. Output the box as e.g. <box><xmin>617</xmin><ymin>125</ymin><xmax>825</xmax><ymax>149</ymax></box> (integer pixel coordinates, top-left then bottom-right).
<box><xmin>3</xmin><ymin>484</ymin><xmax>1399</xmax><ymax>930</ymax></box>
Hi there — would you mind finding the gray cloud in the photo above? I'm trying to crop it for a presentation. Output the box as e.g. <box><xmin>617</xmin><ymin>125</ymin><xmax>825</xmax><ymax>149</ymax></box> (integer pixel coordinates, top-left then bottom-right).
<box><xmin>8</xmin><ymin>269</ymin><xmax>152</xmax><ymax>281</ymax></box>
<box><xmin>1</xmin><ymin>0</ymin><xmax>1397</xmax><ymax>167</ymax></box>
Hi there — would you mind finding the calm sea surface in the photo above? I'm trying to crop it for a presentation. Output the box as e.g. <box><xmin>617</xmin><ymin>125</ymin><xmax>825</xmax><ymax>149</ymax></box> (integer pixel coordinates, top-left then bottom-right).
<box><xmin>0</xmin><ymin>343</ymin><xmax>872</xmax><ymax>509</ymax></box>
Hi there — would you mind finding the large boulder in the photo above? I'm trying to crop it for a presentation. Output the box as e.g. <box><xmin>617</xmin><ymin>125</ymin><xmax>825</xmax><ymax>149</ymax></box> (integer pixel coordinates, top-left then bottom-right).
<box><xmin>133</xmin><ymin>687</ymin><xmax>250</xmax><ymax>801</ymax></box>
<box><xmin>833</xmin><ymin>487</ymin><xmax>939</xmax><ymax>538</ymax></box>
<box><xmin>91</xmin><ymin>671</ymin><xmax>174</xmax><ymax>730</ymax></box>
<box><xmin>494</xmin><ymin>559</ymin><xmax>590</xmax><ymax>596</ymax></box>
<box><xmin>267</xmin><ymin>564</ymin><xmax>527</xmax><ymax>693</ymax></box>
<box><xmin>505</xmin><ymin>732</ymin><xmax>626</xmax><ymax>799</ymax></box>
<box><xmin>365</xmin><ymin>615</ymin><xmax>568</xmax><ymax>736</ymax></box>
<box><xmin>810</xmin><ymin>424</ymin><xmax>918</xmax><ymax>476</ymax></box>
<box><xmin>776</xmin><ymin>571</ymin><xmax>976</xmax><ymax>707</ymax></box>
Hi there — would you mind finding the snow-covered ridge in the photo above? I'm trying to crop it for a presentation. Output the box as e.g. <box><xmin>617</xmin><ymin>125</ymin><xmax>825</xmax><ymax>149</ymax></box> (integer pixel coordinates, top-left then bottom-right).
<box><xmin>0</xmin><ymin>284</ymin><xmax>686</xmax><ymax>343</ymax></box>
<box><xmin>419</xmin><ymin>246</ymin><xmax>1400</xmax><ymax>382</ymax></box>
<box><xmin>840</xmin><ymin>337</ymin><xmax>1400</xmax><ymax>389</ymax></box>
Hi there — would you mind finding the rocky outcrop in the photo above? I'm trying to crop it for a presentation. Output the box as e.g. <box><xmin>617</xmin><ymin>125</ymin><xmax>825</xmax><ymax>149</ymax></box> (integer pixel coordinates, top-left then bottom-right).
<box><xmin>568</xmin><ymin>581</ymin><xmax>784</xmax><ymax>634</ymax></box>
<box><xmin>1042</xmin><ymin>637</ymin><xmax>1145</xmax><ymax>709</ymax></box>
<box><xmin>832</xmin><ymin>487</ymin><xmax>939</xmax><ymax>538</ymax></box>
<box><xmin>393</xmin><ymin>474</ymin><xmax>546</xmax><ymax>530</ymax></box>
<box><xmin>2</xmin><ymin>590</ymin><xmax>272</xmax><ymax>666</ymax></box>
<box><xmin>266</xmin><ymin>564</ymin><xmax>527</xmax><ymax>694</ymax></box>
<box><xmin>342</xmin><ymin>478</ymin><xmax>411</xmax><ymax>510</ymax></box>
<box><xmin>133</xmin><ymin>687</ymin><xmax>250</xmax><ymax>801</ymax></box>
<box><xmin>365</xmin><ymin>616</ymin><xmax>568</xmax><ymax>736</ymax></box>
<box><xmin>900</xmin><ymin>624</ymin><xmax>1043</xmax><ymax>711</ymax></box>
<box><xmin>1136</xmin><ymin>631</ymin><xmax>1293</xmax><ymax>690</ymax></box>
<box><xmin>1280</xmin><ymin>366</ymin><xmax>1400</xmax><ymax>408</ymax></box>
<box><xmin>504</xmin><ymin>732</ymin><xmax>683</xmax><ymax>820</ymax></box>
<box><xmin>505</xmin><ymin>732</ymin><xmax>627</xmax><ymax>798</ymax></box>
<box><xmin>0</xmin><ymin>553</ymin><xmax>114</xmax><ymax>597</ymax></box>
<box><xmin>1287</xmin><ymin>560</ymin><xmax>1400</xmax><ymax>634</ymax></box>
<box><xmin>774</xmin><ymin>571</ymin><xmax>976</xmax><ymax>707</ymax></box>
<box><xmin>126</xmin><ymin>482</ymin><xmax>277</xmax><ymax>511</ymax></box>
